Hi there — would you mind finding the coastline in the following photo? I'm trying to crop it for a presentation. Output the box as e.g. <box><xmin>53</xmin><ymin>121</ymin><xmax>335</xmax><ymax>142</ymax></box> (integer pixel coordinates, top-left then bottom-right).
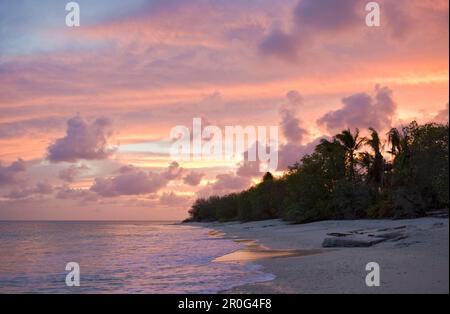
<box><xmin>197</xmin><ymin>217</ymin><xmax>449</xmax><ymax>294</ymax></box>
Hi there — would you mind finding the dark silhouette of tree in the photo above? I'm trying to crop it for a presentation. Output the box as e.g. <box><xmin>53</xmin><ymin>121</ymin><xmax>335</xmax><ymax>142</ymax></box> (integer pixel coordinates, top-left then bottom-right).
<box><xmin>361</xmin><ymin>128</ymin><xmax>385</xmax><ymax>189</ymax></box>
<box><xmin>335</xmin><ymin>128</ymin><xmax>364</xmax><ymax>181</ymax></box>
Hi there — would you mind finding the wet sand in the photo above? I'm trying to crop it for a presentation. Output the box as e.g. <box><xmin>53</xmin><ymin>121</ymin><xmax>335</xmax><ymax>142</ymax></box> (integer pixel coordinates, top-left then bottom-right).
<box><xmin>213</xmin><ymin>238</ymin><xmax>323</xmax><ymax>262</ymax></box>
<box><xmin>199</xmin><ymin>217</ymin><xmax>449</xmax><ymax>294</ymax></box>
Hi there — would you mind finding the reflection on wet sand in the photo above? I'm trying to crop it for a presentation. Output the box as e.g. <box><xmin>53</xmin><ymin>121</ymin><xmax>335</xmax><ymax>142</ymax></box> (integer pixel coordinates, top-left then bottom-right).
<box><xmin>208</xmin><ymin>230</ymin><xmax>226</xmax><ymax>237</ymax></box>
<box><xmin>213</xmin><ymin>237</ymin><xmax>323</xmax><ymax>263</ymax></box>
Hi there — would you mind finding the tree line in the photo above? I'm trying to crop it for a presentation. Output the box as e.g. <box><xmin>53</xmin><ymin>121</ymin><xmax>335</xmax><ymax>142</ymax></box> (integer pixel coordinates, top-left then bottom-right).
<box><xmin>186</xmin><ymin>121</ymin><xmax>449</xmax><ymax>223</ymax></box>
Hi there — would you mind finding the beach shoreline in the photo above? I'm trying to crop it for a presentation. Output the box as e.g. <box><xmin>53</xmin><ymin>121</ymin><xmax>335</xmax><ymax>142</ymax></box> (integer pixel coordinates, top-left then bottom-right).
<box><xmin>195</xmin><ymin>217</ymin><xmax>449</xmax><ymax>294</ymax></box>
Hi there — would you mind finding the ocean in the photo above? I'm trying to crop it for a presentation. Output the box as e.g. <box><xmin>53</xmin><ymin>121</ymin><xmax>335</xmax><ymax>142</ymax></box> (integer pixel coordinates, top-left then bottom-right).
<box><xmin>0</xmin><ymin>221</ymin><xmax>274</xmax><ymax>293</ymax></box>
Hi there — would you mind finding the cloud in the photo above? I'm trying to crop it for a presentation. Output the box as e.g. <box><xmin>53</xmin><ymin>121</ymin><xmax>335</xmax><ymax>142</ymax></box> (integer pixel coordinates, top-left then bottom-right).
<box><xmin>197</xmin><ymin>173</ymin><xmax>251</xmax><ymax>198</ymax></box>
<box><xmin>277</xmin><ymin>139</ymin><xmax>323</xmax><ymax>170</ymax></box>
<box><xmin>34</xmin><ymin>181</ymin><xmax>53</xmax><ymax>194</ymax></box>
<box><xmin>0</xmin><ymin>158</ymin><xmax>26</xmax><ymax>186</ymax></box>
<box><xmin>434</xmin><ymin>103</ymin><xmax>449</xmax><ymax>123</ymax></box>
<box><xmin>235</xmin><ymin>141</ymin><xmax>261</xmax><ymax>178</ymax></box>
<box><xmin>274</xmin><ymin>90</ymin><xmax>319</xmax><ymax>170</ymax></box>
<box><xmin>259</xmin><ymin>29</ymin><xmax>299</xmax><ymax>61</ymax></box>
<box><xmin>90</xmin><ymin>162</ymin><xmax>183</xmax><ymax>197</ymax></box>
<box><xmin>163</xmin><ymin>161</ymin><xmax>184</xmax><ymax>180</ymax></box>
<box><xmin>47</xmin><ymin>114</ymin><xmax>115</xmax><ymax>163</ymax></box>
<box><xmin>56</xmin><ymin>186</ymin><xmax>98</xmax><ymax>202</ymax></box>
<box><xmin>212</xmin><ymin>173</ymin><xmax>250</xmax><ymax>191</ymax></box>
<box><xmin>7</xmin><ymin>182</ymin><xmax>53</xmax><ymax>199</ymax></box>
<box><xmin>259</xmin><ymin>0</ymin><xmax>442</xmax><ymax>62</ymax></box>
<box><xmin>159</xmin><ymin>192</ymin><xmax>192</xmax><ymax>207</ymax></box>
<box><xmin>236</xmin><ymin>158</ymin><xmax>260</xmax><ymax>178</ymax></box>
<box><xmin>317</xmin><ymin>85</ymin><xmax>396</xmax><ymax>133</ymax></box>
<box><xmin>235</xmin><ymin>90</ymin><xmax>312</xmax><ymax>173</ymax></box>
<box><xmin>0</xmin><ymin>116</ymin><xmax>65</xmax><ymax>139</ymax></box>
<box><xmin>91</xmin><ymin>170</ymin><xmax>166</xmax><ymax>197</ymax></box>
<box><xmin>293</xmin><ymin>0</ymin><xmax>362</xmax><ymax>33</ymax></box>
<box><xmin>183</xmin><ymin>171</ymin><xmax>204</xmax><ymax>186</ymax></box>
<box><xmin>259</xmin><ymin>0</ymin><xmax>362</xmax><ymax>60</ymax></box>
<box><xmin>280</xmin><ymin>90</ymin><xmax>308</xmax><ymax>144</ymax></box>
<box><xmin>58</xmin><ymin>164</ymin><xmax>89</xmax><ymax>182</ymax></box>
<box><xmin>382</xmin><ymin>1</ymin><xmax>414</xmax><ymax>39</ymax></box>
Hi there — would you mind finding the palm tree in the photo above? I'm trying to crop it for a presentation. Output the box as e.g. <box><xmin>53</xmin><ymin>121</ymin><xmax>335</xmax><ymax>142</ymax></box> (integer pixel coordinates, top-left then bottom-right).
<box><xmin>335</xmin><ymin>128</ymin><xmax>365</xmax><ymax>181</ymax></box>
<box><xmin>387</xmin><ymin>126</ymin><xmax>410</xmax><ymax>166</ymax></box>
<box><xmin>386</xmin><ymin>124</ymin><xmax>416</xmax><ymax>184</ymax></box>
<box><xmin>387</xmin><ymin>127</ymin><xmax>402</xmax><ymax>157</ymax></box>
<box><xmin>364</xmin><ymin>128</ymin><xmax>385</xmax><ymax>188</ymax></box>
<box><xmin>316</xmin><ymin>138</ymin><xmax>347</xmax><ymax>181</ymax></box>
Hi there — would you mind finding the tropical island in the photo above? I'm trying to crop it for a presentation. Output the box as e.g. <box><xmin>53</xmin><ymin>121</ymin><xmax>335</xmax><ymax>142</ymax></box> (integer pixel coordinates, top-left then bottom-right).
<box><xmin>186</xmin><ymin>121</ymin><xmax>449</xmax><ymax>223</ymax></box>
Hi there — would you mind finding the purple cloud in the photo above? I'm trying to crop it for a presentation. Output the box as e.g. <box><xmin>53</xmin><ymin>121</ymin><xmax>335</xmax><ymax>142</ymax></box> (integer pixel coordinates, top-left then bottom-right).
<box><xmin>235</xmin><ymin>90</ymin><xmax>312</xmax><ymax>173</ymax></box>
<box><xmin>317</xmin><ymin>85</ymin><xmax>397</xmax><ymax>133</ymax></box>
<box><xmin>91</xmin><ymin>171</ymin><xmax>166</xmax><ymax>197</ymax></box>
<box><xmin>56</xmin><ymin>186</ymin><xmax>98</xmax><ymax>202</ymax></box>
<box><xmin>259</xmin><ymin>29</ymin><xmax>299</xmax><ymax>61</ymax></box>
<box><xmin>0</xmin><ymin>116</ymin><xmax>65</xmax><ymax>139</ymax></box>
<box><xmin>197</xmin><ymin>173</ymin><xmax>251</xmax><ymax>198</ymax></box>
<box><xmin>434</xmin><ymin>103</ymin><xmax>449</xmax><ymax>123</ymax></box>
<box><xmin>277</xmin><ymin>139</ymin><xmax>323</xmax><ymax>170</ymax></box>
<box><xmin>236</xmin><ymin>158</ymin><xmax>260</xmax><ymax>178</ymax></box>
<box><xmin>260</xmin><ymin>0</ymin><xmax>362</xmax><ymax>60</ymax></box>
<box><xmin>59</xmin><ymin>164</ymin><xmax>89</xmax><ymax>182</ymax></box>
<box><xmin>47</xmin><ymin>114</ymin><xmax>115</xmax><ymax>163</ymax></box>
<box><xmin>7</xmin><ymin>182</ymin><xmax>53</xmax><ymax>199</ymax></box>
<box><xmin>183</xmin><ymin>171</ymin><xmax>204</xmax><ymax>186</ymax></box>
<box><xmin>236</xmin><ymin>142</ymin><xmax>261</xmax><ymax>178</ymax></box>
<box><xmin>259</xmin><ymin>0</ymin><xmax>430</xmax><ymax>62</ymax></box>
<box><xmin>164</xmin><ymin>161</ymin><xmax>184</xmax><ymax>180</ymax></box>
<box><xmin>212</xmin><ymin>173</ymin><xmax>250</xmax><ymax>191</ymax></box>
<box><xmin>0</xmin><ymin>158</ymin><xmax>26</xmax><ymax>186</ymax></box>
<box><xmin>280</xmin><ymin>90</ymin><xmax>308</xmax><ymax>144</ymax></box>
<box><xmin>293</xmin><ymin>0</ymin><xmax>361</xmax><ymax>32</ymax></box>
<box><xmin>90</xmin><ymin>163</ymin><xmax>183</xmax><ymax>197</ymax></box>
<box><xmin>159</xmin><ymin>192</ymin><xmax>192</xmax><ymax>207</ymax></box>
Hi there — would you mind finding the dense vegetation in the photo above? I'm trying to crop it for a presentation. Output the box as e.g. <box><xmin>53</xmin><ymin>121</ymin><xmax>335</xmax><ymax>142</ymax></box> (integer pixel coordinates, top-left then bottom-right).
<box><xmin>187</xmin><ymin>121</ymin><xmax>449</xmax><ymax>223</ymax></box>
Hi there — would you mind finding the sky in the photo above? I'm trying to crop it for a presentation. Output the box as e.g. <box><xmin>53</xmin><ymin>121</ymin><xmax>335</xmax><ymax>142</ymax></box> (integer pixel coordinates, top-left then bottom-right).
<box><xmin>0</xmin><ymin>0</ymin><xmax>448</xmax><ymax>220</ymax></box>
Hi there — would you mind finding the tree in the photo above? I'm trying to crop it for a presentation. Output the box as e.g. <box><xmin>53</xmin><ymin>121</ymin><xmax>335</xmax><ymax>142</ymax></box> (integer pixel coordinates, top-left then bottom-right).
<box><xmin>335</xmin><ymin>128</ymin><xmax>365</xmax><ymax>181</ymax></box>
<box><xmin>262</xmin><ymin>172</ymin><xmax>274</xmax><ymax>182</ymax></box>
<box><xmin>362</xmin><ymin>127</ymin><xmax>385</xmax><ymax>188</ymax></box>
<box><xmin>386</xmin><ymin>122</ymin><xmax>449</xmax><ymax>216</ymax></box>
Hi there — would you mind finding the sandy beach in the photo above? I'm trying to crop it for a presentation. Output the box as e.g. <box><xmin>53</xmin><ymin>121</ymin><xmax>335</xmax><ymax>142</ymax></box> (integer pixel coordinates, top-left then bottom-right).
<box><xmin>200</xmin><ymin>217</ymin><xmax>449</xmax><ymax>294</ymax></box>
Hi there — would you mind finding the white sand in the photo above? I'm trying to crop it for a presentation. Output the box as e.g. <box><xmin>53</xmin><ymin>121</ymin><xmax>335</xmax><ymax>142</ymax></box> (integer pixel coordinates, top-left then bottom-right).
<box><xmin>200</xmin><ymin>217</ymin><xmax>449</xmax><ymax>293</ymax></box>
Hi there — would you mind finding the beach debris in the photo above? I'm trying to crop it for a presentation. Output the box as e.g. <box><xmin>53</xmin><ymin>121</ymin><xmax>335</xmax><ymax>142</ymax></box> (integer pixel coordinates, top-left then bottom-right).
<box><xmin>394</xmin><ymin>240</ymin><xmax>421</xmax><ymax>248</ymax></box>
<box><xmin>425</xmin><ymin>210</ymin><xmax>449</xmax><ymax>218</ymax></box>
<box><xmin>432</xmin><ymin>222</ymin><xmax>445</xmax><ymax>228</ymax></box>
<box><xmin>326</xmin><ymin>232</ymin><xmax>352</xmax><ymax>237</ymax></box>
<box><xmin>322</xmin><ymin>226</ymin><xmax>409</xmax><ymax>247</ymax></box>
<box><xmin>262</xmin><ymin>224</ymin><xmax>277</xmax><ymax>228</ymax></box>
<box><xmin>322</xmin><ymin>236</ymin><xmax>386</xmax><ymax>247</ymax></box>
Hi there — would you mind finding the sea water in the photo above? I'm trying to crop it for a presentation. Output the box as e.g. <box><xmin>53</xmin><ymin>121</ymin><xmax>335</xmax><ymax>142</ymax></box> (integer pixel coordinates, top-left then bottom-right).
<box><xmin>0</xmin><ymin>221</ymin><xmax>274</xmax><ymax>293</ymax></box>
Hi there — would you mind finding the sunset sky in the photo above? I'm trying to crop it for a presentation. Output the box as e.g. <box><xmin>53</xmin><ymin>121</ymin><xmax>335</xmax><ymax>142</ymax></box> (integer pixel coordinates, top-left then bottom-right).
<box><xmin>0</xmin><ymin>0</ymin><xmax>448</xmax><ymax>220</ymax></box>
